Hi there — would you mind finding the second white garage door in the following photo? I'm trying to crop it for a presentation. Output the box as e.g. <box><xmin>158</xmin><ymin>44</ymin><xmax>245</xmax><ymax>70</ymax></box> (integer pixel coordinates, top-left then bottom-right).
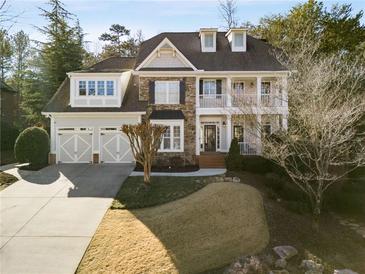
<box><xmin>100</xmin><ymin>128</ymin><xmax>134</xmax><ymax>163</ymax></box>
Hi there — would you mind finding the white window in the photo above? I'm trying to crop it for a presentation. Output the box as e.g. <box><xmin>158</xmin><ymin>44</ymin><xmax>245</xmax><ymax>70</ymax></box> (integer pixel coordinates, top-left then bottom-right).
<box><xmin>77</xmin><ymin>80</ymin><xmax>115</xmax><ymax>97</ymax></box>
<box><xmin>203</xmin><ymin>80</ymin><xmax>216</xmax><ymax>95</ymax></box>
<box><xmin>234</xmin><ymin>33</ymin><xmax>244</xmax><ymax>47</ymax></box>
<box><xmin>233</xmin><ymin>81</ymin><xmax>245</xmax><ymax>95</ymax></box>
<box><xmin>263</xmin><ymin>122</ymin><xmax>272</xmax><ymax>136</ymax></box>
<box><xmin>204</xmin><ymin>33</ymin><xmax>214</xmax><ymax>48</ymax></box>
<box><xmin>152</xmin><ymin>120</ymin><xmax>184</xmax><ymax>152</ymax></box>
<box><xmin>155</xmin><ymin>81</ymin><xmax>180</xmax><ymax>104</ymax></box>
<box><xmin>261</xmin><ymin>82</ymin><xmax>271</xmax><ymax>95</ymax></box>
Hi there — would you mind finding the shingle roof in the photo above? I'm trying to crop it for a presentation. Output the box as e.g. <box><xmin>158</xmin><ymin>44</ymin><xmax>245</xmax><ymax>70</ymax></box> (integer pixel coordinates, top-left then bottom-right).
<box><xmin>42</xmin><ymin>75</ymin><xmax>147</xmax><ymax>113</ymax></box>
<box><xmin>135</xmin><ymin>32</ymin><xmax>286</xmax><ymax>71</ymax></box>
<box><xmin>150</xmin><ymin>110</ymin><xmax>185</xmax><ymax>120</ymax></box>
<box><xmin>71</xmin><ymin>56</ymin><xmax>136</xmax><ymax>73</ymax></box>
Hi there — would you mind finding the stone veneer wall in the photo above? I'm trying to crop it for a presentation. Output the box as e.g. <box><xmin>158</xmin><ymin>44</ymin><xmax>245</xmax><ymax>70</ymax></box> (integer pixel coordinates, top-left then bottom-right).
<box><xmin>139</xmin><ymin>76</ymin><xmax>197</xmax><ymax>166</ymax></box>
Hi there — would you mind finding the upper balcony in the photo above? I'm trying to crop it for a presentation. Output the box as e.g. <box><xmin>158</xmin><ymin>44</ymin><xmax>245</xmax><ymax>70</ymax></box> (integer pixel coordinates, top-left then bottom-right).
<box><xmin>197</xmin><ymin>76</ymin><xmax>288</xmax><ymax>111</ymax></box>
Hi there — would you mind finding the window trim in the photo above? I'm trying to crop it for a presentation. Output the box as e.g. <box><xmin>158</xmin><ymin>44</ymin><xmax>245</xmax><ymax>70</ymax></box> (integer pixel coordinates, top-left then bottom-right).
<box><xmin>76</xmin><ymin>79</ymin><xmax>116</xmax><ymax>97</ymax></box>
<box><xmin>203</xmin><ymin>79</ymin><xmax>217</xmax><ymax>96</ymax></box>
<box><xmin>151</xmin><ymin>120</ymin><xmax>184</xmax><ymax>152</ymax></box>
<box><xmin>154</xmin><ymin>80</ymin><xmax>180</xmax><ymax>105</ymax></box>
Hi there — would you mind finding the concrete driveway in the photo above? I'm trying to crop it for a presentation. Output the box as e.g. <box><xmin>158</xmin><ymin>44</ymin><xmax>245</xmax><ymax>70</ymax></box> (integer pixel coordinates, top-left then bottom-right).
<box><xmin>0</xmin><ymin>164</ymin><xmax>133</xmax><ymax>274</ymax></box>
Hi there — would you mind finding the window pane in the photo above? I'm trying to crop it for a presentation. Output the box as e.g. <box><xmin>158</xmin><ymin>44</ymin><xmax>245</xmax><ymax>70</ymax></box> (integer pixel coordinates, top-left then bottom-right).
<box><xmin>168</xmin><ymin>82</ymin><xmax>179</xmax><ymax>104</ymax></box>
<box><xmin>203</xmin><ymin>80</ymin><xmax>216</xmax><ymax>95</ymax></box>
<box><xmin>88</xmin><ymin>81</ymin><xmax>95</xmax><ymax>95</ymax></box>
<box><xmin>261</xmin><ymin>82</ymin><xmax>271</xmax><ymax>95</ymax></box>
<box><xmin>79</xmin><ymin>81</ymin><xmax>86</xmax><ymax>96</ymax></box>
<box><xmin>234</xmin><ymin>126</ymin><xmax>244</xmax><ymax>142</ymax></box>
<box><xmin>173</xmin><ymin>138</ymin><xmax>180</xmax><ymax>150</ymax></box>
<box><xmin>106</xmin><ymin>81</ymin><xmax>114</xmax><ymax>96</ymax></box>
<box><xmin>173</xmin><ymin>126</ymin><xmax>180</xmax><ymax>138</ymax></box>
<box><xmin>155</xmin><ymin>82</ymin><xmax>166</xmax><ymax>104</ymax></box>
<box><xmin>205</xmin><ymin>34</ymin><xmax>214</xmax><ymax>48</ymax></box>
<box><xmin>234</xmin><ymin>33</ymin><xmax>244</xmax><ymax>47</ymax></box>
<box><xmin>97</xmin><ymin>81</ymin><xmax>105</xmax><ymax>95</ymax></box>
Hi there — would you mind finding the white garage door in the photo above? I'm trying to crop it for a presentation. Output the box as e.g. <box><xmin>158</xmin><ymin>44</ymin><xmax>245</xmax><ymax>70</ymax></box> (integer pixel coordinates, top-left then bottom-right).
<box><xmin>57</xmin><ymin>128</ymin><xmax>93</xmax><ymax>163</ymax></box>
<box><xmin>100</xmin><ymin>128</ymin><xmax>134</xmax><ymax>163</ymax></box>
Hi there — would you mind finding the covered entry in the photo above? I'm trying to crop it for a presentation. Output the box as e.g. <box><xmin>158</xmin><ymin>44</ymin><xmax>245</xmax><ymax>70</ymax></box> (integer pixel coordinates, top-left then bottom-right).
<box><xmin>57</xmin><ymin>127</ymin><xmax>93</xmax><ymax>163</ymax></box>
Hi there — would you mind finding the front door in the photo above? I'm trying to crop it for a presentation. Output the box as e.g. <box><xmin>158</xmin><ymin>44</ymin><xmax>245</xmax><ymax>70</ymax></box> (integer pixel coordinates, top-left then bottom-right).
<box><xmin>204</xmin><ymin>125</ymin><xmax>216</xmax><ymax>152</ymax></box>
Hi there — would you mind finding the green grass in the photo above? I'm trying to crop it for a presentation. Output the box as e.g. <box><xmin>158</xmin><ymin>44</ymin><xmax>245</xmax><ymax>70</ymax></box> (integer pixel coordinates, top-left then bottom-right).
<box><xmin>111</xmin><ymin>176</ymin><xmax>209</xmax><ymax>209</ymax></box>
<box><xmin>0</xmin><ymin>171</ymin><xmax>18</xmax><ymax>191</ymax></box>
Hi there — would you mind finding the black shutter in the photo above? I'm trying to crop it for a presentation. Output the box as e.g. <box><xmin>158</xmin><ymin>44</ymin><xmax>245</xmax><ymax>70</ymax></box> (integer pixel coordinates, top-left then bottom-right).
<box><xmin>149</xmin><ymin>80</ymin><xmax>155</xmax><ymax>104</ymax></box>
<box><xmin>180</xmin><ymin>79</ymin><xmax>185</xmax><ymax>104</ymax></box>
<box><xmin>216</xmin><ymin>79</ymin><xmax>222</xmax><ymax>94</ymax></box>
<box><xmin>199</xmin><ymin>79</ymin><xmax>203</xmax><ymax>95</ymax></box>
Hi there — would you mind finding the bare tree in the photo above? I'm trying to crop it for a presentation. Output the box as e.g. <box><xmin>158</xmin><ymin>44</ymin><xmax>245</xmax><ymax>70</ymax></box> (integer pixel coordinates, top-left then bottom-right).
<box><xmin>233</xmin><ymin>39</ymin><xmax>365</xmax><ymax>226</ymax></box>
<box><xmin>218</xmin><ymin>0</ymin><xmax>238</xmax><ymax>30</ymax></box>
<box><xmin>122</xmin><ymin>121</ymin><xmax>166</xmax><ymax>187</ymax></box>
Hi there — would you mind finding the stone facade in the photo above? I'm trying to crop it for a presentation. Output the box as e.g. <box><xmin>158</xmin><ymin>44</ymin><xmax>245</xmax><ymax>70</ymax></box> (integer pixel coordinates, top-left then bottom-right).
<box><xmin>139</xmin><ymin>76</ymin><xmax>197</xmax><ymax>166</ymax></box>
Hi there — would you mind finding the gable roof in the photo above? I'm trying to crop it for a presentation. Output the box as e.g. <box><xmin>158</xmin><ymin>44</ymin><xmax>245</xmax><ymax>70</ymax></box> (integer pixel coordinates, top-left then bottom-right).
<box><xmin>135</xmin><ymin>32</ymin><xmax>286</xmax><ymax>71</ymax></box>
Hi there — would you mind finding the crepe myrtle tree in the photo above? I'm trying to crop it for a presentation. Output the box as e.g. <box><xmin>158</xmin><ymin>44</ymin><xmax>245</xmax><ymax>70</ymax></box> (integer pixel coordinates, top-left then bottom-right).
<box><xmin>122</xmin><ymin>121</ymin><xmax>166</xmax><ymax>187</ymax></box>
<box><xmin>232</xmin><ymin>39</ymin><xmax>365</xmax><ymax>226</ymax></box>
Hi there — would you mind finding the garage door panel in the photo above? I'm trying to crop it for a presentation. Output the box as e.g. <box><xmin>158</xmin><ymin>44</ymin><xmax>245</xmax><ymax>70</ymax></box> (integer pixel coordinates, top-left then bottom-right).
<box><xmin>57</xmin><ymin>131</ymin><xmax>93</xmax><ymax>163</ymax></box>
<box><xmin>100</xmin><ymin>131</ymin><xmax>133</xmax><ymax>163</ymax></box>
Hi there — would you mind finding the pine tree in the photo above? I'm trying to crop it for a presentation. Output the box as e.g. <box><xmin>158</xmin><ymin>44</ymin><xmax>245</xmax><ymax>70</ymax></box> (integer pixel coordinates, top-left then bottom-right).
<box><xmin>0</xmin><ymin>29</ymin><xmax>12</xmax><ymax>81</ymax></box>
<box><xmin>10</xmin><ymin>30</ymin><xmax>30</xmax><ymax>90</ymax></box>
<box><xmin>38</xmin><ymin>0</ymin><xmax>84</xmax><ymax>99</ymax></box>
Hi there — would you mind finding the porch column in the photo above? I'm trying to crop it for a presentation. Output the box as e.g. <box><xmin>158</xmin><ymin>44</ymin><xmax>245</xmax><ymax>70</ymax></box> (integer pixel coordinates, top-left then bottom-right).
<box><xmin>50</xmin><ymin>116</ymin><xmax>56</xmax><ymax>153</ymax></box>
<box><xmin>196</xmin><ymin>115</ymin><xmax>200</xmax><ymax>155</ymax></box>
<box><xmin>226</xmin><ymin>77</ymin><xmax>232</xmax><ymax>107</ymax></box>
<box><xmin>281</xmin><ymin>75</ymin><xmax>288</xmax><ymax>107</ymax></box>
<box><xmin>226</xmin><ymin>114</ymin><xmax>232</xmax><ymax>151</ymax></box>
<box><xmin>256</xmin><ymin>76</ymin><xmax>262</xmax><ymax>106</ymax></box>
<box><xmin>256</xmin><ymin>114</ymin><xmax>262</xmax><ymax>154</ymax></box>
<box><xmin>196</xmin><ymin>77</ymin><xmax>200</xmax><ymax>108</ymax></box>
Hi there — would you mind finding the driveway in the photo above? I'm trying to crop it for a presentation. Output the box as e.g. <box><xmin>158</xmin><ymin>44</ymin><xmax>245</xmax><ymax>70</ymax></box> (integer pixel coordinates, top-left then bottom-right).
<box><xmin>0</xmin><ymin>164</ymin><xmax>133</xmax><ymax>274</ymax></box>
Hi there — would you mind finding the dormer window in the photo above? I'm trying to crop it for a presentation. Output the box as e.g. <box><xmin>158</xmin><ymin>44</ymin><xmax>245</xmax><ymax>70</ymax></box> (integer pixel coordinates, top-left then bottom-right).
<box><xmin>200</xmin><ymin>28</ymin><xmax>217</xmax><ymax>52</ymax></box>
<box><xmin>77</xmin><ymin>80</ymin><xmax>115</xmax><ymax>97</ymax></box>
<box><xmin>204</xmin><ymin>33</ymin><xmax>214</xmax><ymax>48</ymax></box>
<box><xmin>226</xmin><ymin>28</ymin><xmax>247</xmax><ymax>52</ymax></box>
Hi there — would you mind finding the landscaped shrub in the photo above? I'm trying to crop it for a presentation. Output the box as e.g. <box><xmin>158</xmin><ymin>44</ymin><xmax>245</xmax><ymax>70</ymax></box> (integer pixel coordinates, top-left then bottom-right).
<box><xmin>225</xmin><ymin>138</ymin><xmax>243</xmax><ymax>171</ymax></box>
<box><xmin>14</xmin><ymin>126</ymin><xmax>49</xmax><ymax>169</ymax></box>
<box><xmin>241</xmin><ymin>155</ymin><xmax>272</xmax><ymax>174</ymax></box>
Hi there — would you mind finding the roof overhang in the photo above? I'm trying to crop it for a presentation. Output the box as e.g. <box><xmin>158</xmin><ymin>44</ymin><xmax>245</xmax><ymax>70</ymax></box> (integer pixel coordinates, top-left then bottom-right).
<box><xmin>149</xmin><ymin>110</ymin><xmax>185</xmax><ymax>120</ymax></box>
<box><xmin>42</xmin><ymin>111</ymin><xmax>146</xmax><ymax>118</ymax></box>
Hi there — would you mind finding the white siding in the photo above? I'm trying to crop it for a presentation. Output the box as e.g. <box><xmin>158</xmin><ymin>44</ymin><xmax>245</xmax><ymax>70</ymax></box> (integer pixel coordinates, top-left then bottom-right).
<box><xmin>145</xmin><ymin>52</ymin><xmax>189</xmax><ymax>68</ymax></box>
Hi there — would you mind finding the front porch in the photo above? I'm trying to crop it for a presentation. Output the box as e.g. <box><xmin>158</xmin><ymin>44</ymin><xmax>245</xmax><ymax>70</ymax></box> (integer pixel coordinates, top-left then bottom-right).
<box><xmin>196</xmin><ymin>114</ymin><xmax>286</xmax><ymax>158</ymax></box>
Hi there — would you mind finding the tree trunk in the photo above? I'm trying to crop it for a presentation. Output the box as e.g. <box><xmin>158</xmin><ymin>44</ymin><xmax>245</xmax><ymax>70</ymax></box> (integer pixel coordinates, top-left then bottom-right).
<box><xmin>312</xmin><ymin>197</ymin><xmax>322</xmax><ymax>231</ymax></box>
<box><xmin>143</xmin><ymin>160</ymin><xmax>151</xmax><ymax>187</ymax></box>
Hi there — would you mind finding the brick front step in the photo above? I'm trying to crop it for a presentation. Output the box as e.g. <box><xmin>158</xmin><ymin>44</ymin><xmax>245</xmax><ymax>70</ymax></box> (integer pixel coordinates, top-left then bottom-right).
<box><xmin>198</xmin><ymin>153</ymin><xmax>226</xmax><ymax>168</ymax></box>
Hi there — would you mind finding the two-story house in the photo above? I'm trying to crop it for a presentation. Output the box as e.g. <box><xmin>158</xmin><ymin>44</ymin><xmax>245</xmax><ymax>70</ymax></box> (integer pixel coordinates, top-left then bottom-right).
<box><xmin>42</xmin><ymin>27</ymin><xmax>288</xmax><ymax>167</ymax></box>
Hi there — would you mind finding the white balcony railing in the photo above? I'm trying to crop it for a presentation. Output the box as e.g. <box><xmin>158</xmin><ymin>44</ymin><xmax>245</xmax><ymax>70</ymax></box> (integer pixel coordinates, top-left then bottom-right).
<box><xmin>199</xmin><ymin>94</ymin><xmax>227</xmax><ymax>108</ymax></box>
<box><xmin>239</xmin><ymin>142</ymin><xmax>258</xmax><ymax>155</ymax></box>
<box><xmin>198</xmin><ymin>92</ymin><xmax>284</xmax><ymax>108</ymax></box>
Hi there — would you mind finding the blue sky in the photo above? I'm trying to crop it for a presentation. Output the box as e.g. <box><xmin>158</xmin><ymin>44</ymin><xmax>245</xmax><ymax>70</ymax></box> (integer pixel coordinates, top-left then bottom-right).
<box><xmin>5</xmin><ymin>0</ymin><xmax>365</xmax><ymax>52</ymax></box>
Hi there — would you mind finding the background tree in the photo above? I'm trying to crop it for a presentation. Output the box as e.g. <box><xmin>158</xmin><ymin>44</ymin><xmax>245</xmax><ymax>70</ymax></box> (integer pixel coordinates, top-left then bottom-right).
<box><xmin>218</xmin><ymin>0</ymin><xmax>238</xmax><ymax>29</ymax></box>
<box><xmin>38</xmin><ymin>0</ymin><xmax>84</xmax><ymax>100</ymax></box>
<box><xmin>99</xmin><ymin>24</ymin><xmax>131</xmax><ymax>57</ymax></box>
<box><xmin>122</xmin><ymin>121</ymin><xmax>166</xmax><ymax>187</ymax></box>
<box><xmin>10</xmin><ymin>30</ymin><xmax>30</xmax><ymax>91</ymax></box>
<box><xmin>0</xmin><ymin>29</ymin><xmax>12</xmax><ymax>80</ymax></box>
<box><xmin>258</xmin><ymin>40</ymin><xmax>365</xmax><ymax>226</ymax></box>
<box><xmin>252</xmin><ymin>0</ymin><xmax>365</xmax><ymax>60</ymax></box>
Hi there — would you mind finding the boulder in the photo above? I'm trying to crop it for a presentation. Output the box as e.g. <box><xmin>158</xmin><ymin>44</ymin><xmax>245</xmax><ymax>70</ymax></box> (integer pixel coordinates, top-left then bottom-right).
<box><xmin>224</xmin><ymin>177</ymin><xmax>233</xmax><ymax>182</ymax></box>
<box><xmin>334</xmin><ymin>270</ymin><xmax>359</xmax><ymax>274</ymax></box>
<box><xmin>273</xmin><ymin>245</ymin><xmax>298</xmax><ymax>260</ymax></box>
<box><xmin>275</xmin><ymin>258</ymin><xmax>287</xmax><ymax>269</ymax></box>
<box><xmin>269</xmin><ymin>270</ymin><xmax>289</xmax><ymax>274</ymax></box>
<box><xmin>300</xmin><ymin>260</ymin><xmax>324</xmax><ymax>273</ymax></box>
<box><xmin>233</xmin><ymin>177</ymin><xmax>241</xmax><ymax>183</ymax></box>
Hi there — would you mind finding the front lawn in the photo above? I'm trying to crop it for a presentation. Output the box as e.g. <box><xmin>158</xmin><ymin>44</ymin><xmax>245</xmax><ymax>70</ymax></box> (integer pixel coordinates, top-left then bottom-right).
<box><xmin>111</xmin><ymin>176</ymin><xmax>209</xmax><ymax>209</ymax></box>
<box><xmin>0</xmin><ymin>171</ymin><xmax>18</xmax><ymax>191</ymax></box>
<box><xmin>77</xmin><ymin>181</ymin><xmax>268</xmax><ymax>274</ymax></box>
